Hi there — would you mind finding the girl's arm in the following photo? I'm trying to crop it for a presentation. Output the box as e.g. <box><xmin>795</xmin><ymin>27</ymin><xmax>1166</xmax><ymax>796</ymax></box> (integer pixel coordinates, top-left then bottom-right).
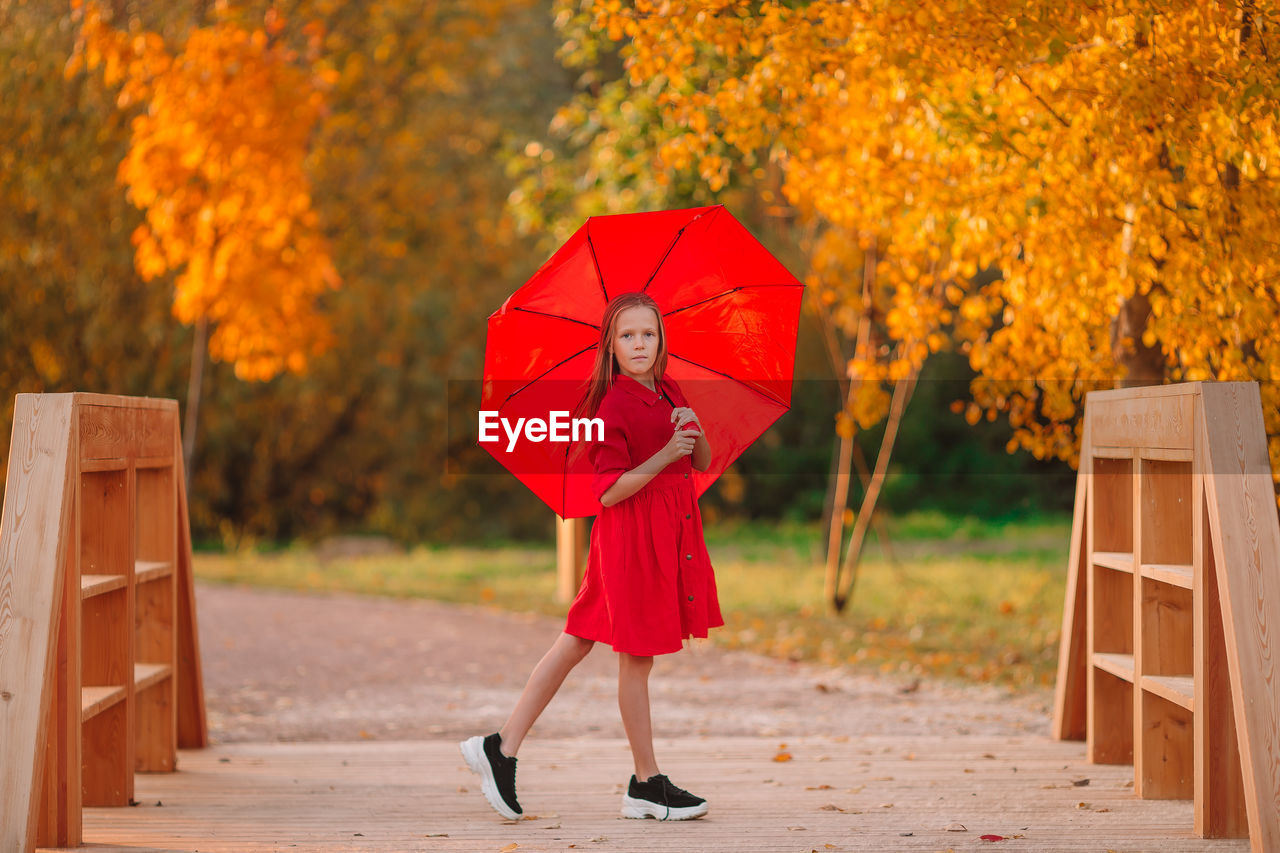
<box><xmin>599</xmin><ymin>430</ymin><xmax>697</xmax><ymax>507</ymax></box>
<box><xmin>690</xmin><ymin>430</ymin><xmax>711</xmax><ymax>472</ymax></box>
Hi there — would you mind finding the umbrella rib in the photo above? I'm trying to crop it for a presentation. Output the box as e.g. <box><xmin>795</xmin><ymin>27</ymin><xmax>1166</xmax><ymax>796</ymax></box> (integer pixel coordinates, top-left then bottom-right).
<box><xmin>585</xmin><ymin>225</ymin><xmax>608</xmax><ymax>303</ymax></box>
<box><xmin>662</xmin><ymin>282</ymin><xmax>805</xmax><ymax>318</ymax></box>
<box><xmin>512</xmin><ymin>305</ymin><xmax>601</xmax><ymax>330</ymax></box>
<box><xmin>501</xmin><ymin>343</ymin><xmax>598</xmax><ymax>408</ymax></box>
<box><xmin>667</xmin><ymin>352</ymin><xmax>791</xmax><ymax>408</ymax></box>
<box><xmin>641</xmin><ymin>206</ymin><xmax>718</xmax><ymax>294</ymax></box>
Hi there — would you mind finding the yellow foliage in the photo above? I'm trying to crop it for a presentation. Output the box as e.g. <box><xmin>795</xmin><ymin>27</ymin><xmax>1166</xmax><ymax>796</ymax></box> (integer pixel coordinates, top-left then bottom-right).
<box><xmin>594</xmin><ymin>0</ymin><xmax>1280</xmax><ymax>490</ymax></box>
<box><xmin>72</xmin><ymin>3</ymin><xmax>339</xmax><ymax>380</ymax></box>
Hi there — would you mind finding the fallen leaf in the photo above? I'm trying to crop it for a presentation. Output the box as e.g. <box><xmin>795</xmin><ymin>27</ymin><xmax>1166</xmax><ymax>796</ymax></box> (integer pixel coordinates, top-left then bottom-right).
<box><xmin>815</xmin><ymin>683</ymin><xmax>832</xmax><ymax>692</ymax></box>
<box><xmin>944</xmin><ymin>822</ymin><xmax>967</xmax><ymax>831</ymax></box>
<box><xmin>1072</xmin><ymin>778</ymin><xmax>1090</xmax><ymax>787</ymax></box>
<box><xmin>1076</xmin><ymin>802</ymin><xmax>1091</xmax><ymax>810</ymax></box>
<box><xmin>786</xmin><ymin>826</ymin><xmax>807</xmax><ymax>831</ymax></box>
<box><xmin>982</xmin><ymin>753</ymin><xmax>997</xmax><ymax>759</ymax></box>
<box><xmin>806</xmin><ymin>784</ymin><xmax>834</xmax><ymax>790</ymax></box>
<box><xmin>590</xmin><ymin>837</ymin><xmax>608</xmax><ymax>843</ymax></box>
<box><xmin>964</xmin><ymin>768</ymin><xmax>975</xmax><ymax>773</ymax></box>
<box><xmin>825</xmin><ymin>845</ymin><xmax>838</xmax><ymax>850</ymax></box>
<box><xmin>898</xmin><ymin>679</ymin><xmax>921</xmax><ymax>694</ymax></box>
<box><xmin>818</xmin><ymin>804</ymin><xmax>843</xmax><ymax>811</ymax></box>
<box><xmin>543</xmin><ymin>823</ymin><xmax>561</xmax><ymax>829</ymax></box>
<box><xmin>899</xmin><ymin>832</ymin><xmax>913</xmax><ymax>837</ymax></box>
<box><xmin>424</xmin><ymin>834</ymin><xmax>449</xmax><ymax>838</ymax></box>
<box><xmin>457</xmin><ymin>785</ymin><xmax>469</xmax><ymax>793</ymax></box>
<box><xmin>520</xmin><ymin>815</ymin><xmax>538</xmax><ymax>821</ymax></box>
<box><xmin>1096</xmin><ymin>808</ymin><xmax>1111</xmax><ymax>813</ymax></box>
<box><xmin>500</xmin><ymin>845</ymin><xmax>518</xmax><ymax>853</ymax></box>
<box><xmin>878</xmin><ymin>803</ymin><xmax>895</xmax><ymax>809</ymax></box>
<box><xmin>980</xmin><ymin>835</ymin><xmax>1006</xmax><ymax>842</ymax></box>
<box><xmin>774</xmin><ymin>751</ymin><xmax>794</xmax><ymax>762</ymax></box>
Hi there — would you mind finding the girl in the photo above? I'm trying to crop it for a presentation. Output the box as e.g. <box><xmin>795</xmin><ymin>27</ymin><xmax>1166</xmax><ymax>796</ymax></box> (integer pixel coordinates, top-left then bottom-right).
<box><xmin>461</xmin><ymin>291</ymin><xmax>724</xmax><ymax>821</ymax></box>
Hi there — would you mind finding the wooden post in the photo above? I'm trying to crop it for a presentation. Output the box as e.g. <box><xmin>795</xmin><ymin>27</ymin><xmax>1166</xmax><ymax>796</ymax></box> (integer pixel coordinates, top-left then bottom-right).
<box><xmin>555</xmin><ymin>516</ymin><xmax>586</xmax><ymax>603</ymax></box>
<box><xmin>0</xmin><ymin>395</ymin><xmax>74</xmax><ymax>853</ymax></box>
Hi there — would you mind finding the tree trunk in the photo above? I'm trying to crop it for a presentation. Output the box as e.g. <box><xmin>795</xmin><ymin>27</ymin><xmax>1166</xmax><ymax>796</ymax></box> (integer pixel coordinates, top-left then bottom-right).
<box><xmin>1111</xmin><ymin>291</ymin><xmax>1165</xmax><ymax>388</ymax></box>
<box><xmin>831</xmin><ymin>370</ymin><xmax>919</xmax><ymax>612</ymax></box>
<box><xmin>183</xmin><ymin>318</ymin><xmax>209</xmax><ymax>489</ymax></box>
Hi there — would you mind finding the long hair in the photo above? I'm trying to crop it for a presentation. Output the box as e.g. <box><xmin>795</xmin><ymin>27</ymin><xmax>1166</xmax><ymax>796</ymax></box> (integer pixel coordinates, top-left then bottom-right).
<box><xmin>574</xmin><ymin>292</ymin><xmax>668</xmax><ymax>420</ymax></box>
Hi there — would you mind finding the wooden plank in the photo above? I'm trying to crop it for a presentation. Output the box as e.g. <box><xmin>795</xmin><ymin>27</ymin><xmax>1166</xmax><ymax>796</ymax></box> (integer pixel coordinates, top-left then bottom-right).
<box><xmin>175</xmin><ymin>453</ymin><xmax>208</xmax><ymax>749</ymax></box>
<box><xmin>1094</xmin><ymin>551</ymin><xmax>1135</xmax><ymax>573</ymax></box>
<box><xmin>136</xmin><ymin>408</ymin><xmax>177</xmax><ymax>459</ymax></box>
<box><xmin>1091</xmin><ymin>455</ymin><xmax>1134</xmax><ymax>553</ymax></box>
<box><xmin>1094</xmin><ymin>652</ymin><xmax>1136</xmax><ymax>682</ymax></box>
<box><xmin>1088</xmin><ymin>390</ymin><xmax>1195</xmax><ymax>449</ymax></box>
<box><xmin>81</xmin><ymin>701</ymin><xmax>129</xmax><ymax>805</ymax></box>
<box><xmin>0</xmin><ymin>394</ymin><xmax>74</xmax><ymax>853</ymax></box>
<box><xmin>79</xmin><ymin>458</ymin><xmax>127</xmax><ymax>473</ymax></box>
<box><xmin>79</xmin><ymin>686</ymin><xmax>126</xmax><ymax>722</ymax></box>
<box><xmin>1141</xmin><ymin>563</ymin><xmax>1194</xmax><ymax>589</ymax></box>
<box><xmin>77</xmin><ymin>405</ymin><xmax>131</xmax><ymax>462</ymax></box>
<box><xmin>134</xmin><ymin>663</ymin><xmax>171</xmax><ymax>693</ymax></box>
<box><xmin>134</xmin><ymin>561</ymin><xmax>173</xmax><ymax>585</ymax></box>
<box><xmin>1142</xmin><ymin>447</ymin><xmax>1196</xmax><ymax>462</ymax></box>
<box><xmin>38</xmin><ymin>737</ymin><xmax>1254</xmax><ymax>852</ymax></box>
<box><xmin>81</xmin><ymin>574</ymin><xmax>128</xmax><ymax>599</ymax></box>
<box><xmin>1140</xmin><ymin>457</ymin><xmax>1194</xmax><ymax>566</ymax></box>
<box><xmin>1142</xmin><ymin>676</ymin><xmax>1194</xmax><ymax>711</ymax></box>
<box><xmin>1199</xmin><ymin>382</ymin><xmax>1280</xmax><ymax>851</ymax></box>
<box><xmin>1140</xmin><ymin>688</ymin><xmax>1194</xmax><ymax>798</ymax></box>
<box><xmin>1196</xmin><ymin>487</ymin><xmax>1249</xmax><ymax>837</ymax></box>
<box><xmin>37</xmin><ymin>511</ymin><xmax>81</xmax><ymax>848</ymax></box>
<box><xmin>1053</xmin><ymin>443</ymin><xmax>1089</xmax><ymax>741</ymax></box>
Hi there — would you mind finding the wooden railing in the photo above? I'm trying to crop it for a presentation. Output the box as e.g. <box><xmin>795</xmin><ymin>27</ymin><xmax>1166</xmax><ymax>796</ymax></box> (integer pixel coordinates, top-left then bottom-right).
<box><xmin>0</xmin><ymin>393</ymin><xmax>207</xmax><ymax>852</ymax></box>
<box><xmin>1053</xmin><ymin>381</ymin><xmax>1280</xmax><ymax>852</ymax></box>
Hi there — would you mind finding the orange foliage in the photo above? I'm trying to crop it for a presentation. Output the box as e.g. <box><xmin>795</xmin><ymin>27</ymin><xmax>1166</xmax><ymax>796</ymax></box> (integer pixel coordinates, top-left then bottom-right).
<box><xmin>70</xmin><ymin>3</ymin><xmax>338</xmax><ymax>380</ymax></box>
<box><xmin>592</xmin><ymin>1</ymin><xmax>1280</xmax><ymax>482</ymax></box>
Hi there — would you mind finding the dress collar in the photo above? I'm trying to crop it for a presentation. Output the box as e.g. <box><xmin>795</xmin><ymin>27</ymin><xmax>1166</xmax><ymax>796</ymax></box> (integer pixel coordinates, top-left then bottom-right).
<box><xmin>614</xmin><ymin>372</ymin><xmax>670</xmax><ymax>407</ymax></box>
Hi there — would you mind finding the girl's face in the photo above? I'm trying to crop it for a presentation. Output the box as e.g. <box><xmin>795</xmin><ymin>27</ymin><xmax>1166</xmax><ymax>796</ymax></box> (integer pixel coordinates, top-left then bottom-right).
<box><xmin>610</xmin><ymin>305</ymin><xmax>662</xmax><ymax>382</ymax></box>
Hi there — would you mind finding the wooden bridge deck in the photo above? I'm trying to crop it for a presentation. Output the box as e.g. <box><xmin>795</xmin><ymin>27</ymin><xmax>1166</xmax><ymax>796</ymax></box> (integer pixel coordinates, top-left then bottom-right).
<box><xmin>38</xmin><ymin>735</ymin><xmax>1248</xmax><ymax>852</ymax></box>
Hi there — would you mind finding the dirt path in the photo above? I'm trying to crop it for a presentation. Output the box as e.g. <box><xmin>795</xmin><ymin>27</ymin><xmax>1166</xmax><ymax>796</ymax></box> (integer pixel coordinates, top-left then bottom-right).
<box><xmin>196</xmin><ymin>581</ymin><xmax>1054</xmax><ymax>745</ymax></box>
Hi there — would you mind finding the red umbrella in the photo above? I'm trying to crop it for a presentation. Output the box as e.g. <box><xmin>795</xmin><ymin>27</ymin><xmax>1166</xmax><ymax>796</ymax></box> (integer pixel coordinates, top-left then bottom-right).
<box><xmin>480</xmin><ymin>204</ymin><xmax>804</xmax><ymax>518</ymax></box>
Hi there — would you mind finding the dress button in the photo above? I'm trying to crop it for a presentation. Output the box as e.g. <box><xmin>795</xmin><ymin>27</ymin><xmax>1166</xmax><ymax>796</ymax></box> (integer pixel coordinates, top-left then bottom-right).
<box><xmin>683</xmin><ymin>472</ymin><xmax>689</xmax><ymax>479</ymax></box>
<box><xmin>687</xmin><ymin>595</ymin><xmax>695</xmax><ymax>602</ymax></box>
<box><xmin>685</xmin><ymin>554</ymin><xmax>692</xmax><ymax>560</ymax></box>
<box><xmin>685</xmin><ymin>513</ymin><xmax>691</xmax><ymax>520</ymax></box>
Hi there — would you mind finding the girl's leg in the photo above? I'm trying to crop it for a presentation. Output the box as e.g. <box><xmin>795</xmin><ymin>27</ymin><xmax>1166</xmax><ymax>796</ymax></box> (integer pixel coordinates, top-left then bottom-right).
<box><xmin>618</xmin><ymin>652</ymin><xmax>660</xmax><ymax>780</ymax></box>
<box><xmin>497</xmin><ymin>631</ymin><xmax>595</xmax><ymax>756</ymax></box>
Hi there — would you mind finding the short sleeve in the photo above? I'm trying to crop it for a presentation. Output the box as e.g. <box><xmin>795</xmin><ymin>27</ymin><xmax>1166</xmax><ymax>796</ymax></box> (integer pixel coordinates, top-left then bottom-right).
<box><xmin>589</xmin><ymin>397</ymin><xmax>631</xmax><ymax>501</ymax></box>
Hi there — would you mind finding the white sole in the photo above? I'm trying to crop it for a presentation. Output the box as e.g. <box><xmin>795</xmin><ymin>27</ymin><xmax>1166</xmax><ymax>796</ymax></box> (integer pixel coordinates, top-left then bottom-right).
<box><xmin>621</xmin><ymin>794</ymin><xmax>708</xmax><ymax>820</ymax></box>
<box><xmin>459</xmin><ymin>736</ymin><xmax>521</xmax><ymax>820</ymax></box>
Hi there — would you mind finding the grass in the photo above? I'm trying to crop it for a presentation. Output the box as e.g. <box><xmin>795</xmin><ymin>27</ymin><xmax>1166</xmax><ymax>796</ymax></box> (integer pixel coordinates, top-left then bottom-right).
<box><xmin>192</xmin><ymin>511</ymin><xmax>1073</xmax><ymax>691</ymax></box>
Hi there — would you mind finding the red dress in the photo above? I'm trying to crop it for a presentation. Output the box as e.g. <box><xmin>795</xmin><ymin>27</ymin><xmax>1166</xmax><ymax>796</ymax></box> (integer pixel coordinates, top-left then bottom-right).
<box><xmin>563</xmin><ymin>374</ymin><xmax>724</xmax><ymax>656</ymax></box>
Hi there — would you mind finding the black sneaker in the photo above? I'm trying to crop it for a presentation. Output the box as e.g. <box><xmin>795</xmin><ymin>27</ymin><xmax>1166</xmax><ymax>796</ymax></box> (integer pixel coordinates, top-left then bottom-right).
<box><xmin>621</xmin><ymin>773</ymin><xmax>708</xmax><ymax>820</ymax></box>
<box><xmin>459</xmin><ymin>732</ymin><xmax>522</xmax><ymax>819</ymax></box>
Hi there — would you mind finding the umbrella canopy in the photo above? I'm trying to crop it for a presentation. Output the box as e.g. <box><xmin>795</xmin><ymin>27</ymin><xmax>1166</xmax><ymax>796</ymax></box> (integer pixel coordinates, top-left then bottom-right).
<box><xmin>480</xmin><ymin>204</ymin><xmax>804</xmax><ymax>518</ymax></box>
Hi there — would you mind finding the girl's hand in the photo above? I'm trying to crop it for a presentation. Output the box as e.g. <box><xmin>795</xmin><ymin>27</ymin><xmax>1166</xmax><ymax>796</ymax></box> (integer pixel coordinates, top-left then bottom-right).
<box><xmin>670</xmin><ymin>406</ymin><xmax>701</xmax><ymax>433</ymax></box>
<box><xmin>663</xmin><ymin>428</ymin><xmax>698</xmax><ymax>464</ymax></box>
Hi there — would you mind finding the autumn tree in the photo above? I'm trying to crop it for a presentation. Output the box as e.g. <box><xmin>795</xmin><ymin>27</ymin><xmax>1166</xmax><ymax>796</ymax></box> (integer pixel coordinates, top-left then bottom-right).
<box><xmin>4</xmin><ymin>0</ymin><xmax>563</xmax><ymax>543</ymax></box>
<box><xmin>591</xmin><ymin>0</ymin><xmax>1280</xmax><ymax>607</ymax></box>
<box><xmin>71</xmin><ymin>2</ymin><xmax>339</xmax><ymax>478</ymax></box>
